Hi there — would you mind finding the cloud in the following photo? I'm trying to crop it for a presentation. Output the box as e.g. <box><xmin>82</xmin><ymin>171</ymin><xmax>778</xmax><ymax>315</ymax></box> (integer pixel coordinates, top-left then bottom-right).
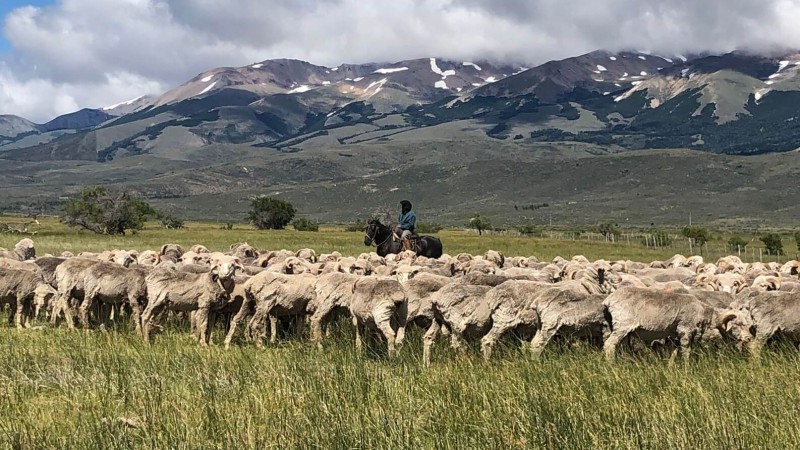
<box><xmin>2</xmin><ymin>0</ymin><xmax>800</xmax><ymax>122</ymax></box>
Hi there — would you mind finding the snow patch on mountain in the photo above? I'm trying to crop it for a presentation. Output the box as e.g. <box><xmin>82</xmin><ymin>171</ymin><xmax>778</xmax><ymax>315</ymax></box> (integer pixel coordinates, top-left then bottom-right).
<box><xmin>596</xmin><ymin>65</ymin><xmax>607</xmax><ymax>72</ymax></box>
<box><xmin>374</xmin><ymin>67</ymin><xmax>409</xmax><ymax>74</ymax></box>
<box><xmin>251</xmin><ymin>64</ymin><xmax>263</xmax><ymax>69</ymax></box>
<box><xmin>609</xmin><ymin>56</ymin><xmax>617</xmax><ymax>61</ymax></box>
<box><xmin>103</xmin><ymin>95</ymin><xmax>145</xmax><ymax>111</ymax></box>
<box><xmin>484</xmin><ymin>76</ymin><xmax>497</xmax><ymax>83</ymax></box>
<box><xmin>778</xmin><ymin>60</ymin><xmax>790</xmax><ymax>72</ymax></box>
<box><xmin>430</xmin><ymin>58</ymin><xmax>444</xmax><ymax>76</ymax></box>
<box><xmin>201</xmin><ymin>75</ymin><xmax>214</xmax><ymax>82</ymax></box>
<box><xmin>638</xmin><ymin>56</ymin><xmax>647</xmax><ymax>60</ymax></box>
<box><xmin>288</xmin><ymin>85</ymin><xmax>311</xmax><ymax>94</ymax></box>
<box><xmin>462</xmin><ymin>62</ymin><xmax>482</xmax><ymax>71</ymax></box>
<box><xmin>434</xmin><ymin>80</ymin><xmax>448</xmax><ymax>89</ymax></box>
<box><xmin>199</xmin><ymin>82</ymin><xmax>217</xmax><ymax>95</ymax></box>
<box><xmin>353</xmin><ymin>77</ymin><xmax>364</xmax><ymax>82</ymax></box>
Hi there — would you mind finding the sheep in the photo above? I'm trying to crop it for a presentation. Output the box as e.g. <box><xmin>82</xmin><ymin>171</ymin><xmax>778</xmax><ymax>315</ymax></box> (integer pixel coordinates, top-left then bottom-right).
<box><xmin>0</xmin><ymin>267</ymin><xmax>56</xmax><ymax>328</ymax></box>
<box><xmin>78</xmin><ymin>262</ymin><xmax>148</xmax><ymax>333</ymax></box>
<box><xmin>426</xmin><ymin>283</ymin><xmax>493</xmax><ymax>365</ymax></box>
<box><xmin>225</xmin><ymin>271</ymin><xmax>317</xmax><ymax>348</ymax></box>
<box><xmin>397</xmin><ymin>273</ymin><xmax>452</xmax><ymax>351</ymax></box>
<box><xmin>349</xmin><ymin>277</ymin><xmax>407</xmax><ymax>357</ymax></box>
<box><xmin>0</xmin><ymin>238</ymin><xmax>36</xmax><ymax>261</ymax></box>
<box><xmin>159</xmin><ymin>244</ymin><xmax>184</xmax><ymax>264</ymax></box>
<box><xmin>308</xmin><ymin>272</ymin><xmax>360</xmax><ymax>348</ymax></box>
<box><xmin>141</xmin><ymin>259</ymin><xmax>241</xmax><ymax>345</ymax></box>
<box><xmin>52</xmin><ymin>258</ymin><xmax>102</xmax><ymax>328</ymax></box>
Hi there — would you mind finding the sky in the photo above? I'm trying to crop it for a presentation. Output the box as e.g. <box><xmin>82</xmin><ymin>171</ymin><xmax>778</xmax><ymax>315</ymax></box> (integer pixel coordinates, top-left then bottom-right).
<box><xmin>1</xmin><ymin>0</ymin><xmax>800</xmax><ymax>123</ymax></box>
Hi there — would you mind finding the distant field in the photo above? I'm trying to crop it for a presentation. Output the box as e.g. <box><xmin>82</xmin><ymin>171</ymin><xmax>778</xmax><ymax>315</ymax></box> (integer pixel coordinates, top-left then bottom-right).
<box><xmin>1</xmin><ymin>218</ymin><xmax>796</xmax><ymax>264</ymax></box>
<box><xmin>2</xmin><ymin>219</ymin><xmax>800</xmax><ymax>449</ymax></box>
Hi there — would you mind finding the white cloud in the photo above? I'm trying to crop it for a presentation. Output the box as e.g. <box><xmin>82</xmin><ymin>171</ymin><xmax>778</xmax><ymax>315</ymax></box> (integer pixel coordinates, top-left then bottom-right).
<box><xmin>1</xmin><ymin>0</ymin><xmax>800</xmax><ymax>122</ymax></box>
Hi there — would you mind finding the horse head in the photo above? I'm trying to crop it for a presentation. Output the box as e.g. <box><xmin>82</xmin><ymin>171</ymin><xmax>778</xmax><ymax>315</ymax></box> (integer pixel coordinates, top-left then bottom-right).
<box><xmin>364</xmin><ymin>218</ymin><xmax>387</xmax><ymax>246</ymax></box>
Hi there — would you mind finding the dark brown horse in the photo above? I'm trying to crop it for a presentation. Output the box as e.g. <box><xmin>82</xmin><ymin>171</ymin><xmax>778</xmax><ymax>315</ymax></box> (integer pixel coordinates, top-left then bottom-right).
<box><xmin>363</xmin><ymin>219</ymin><xmax>443</xmax><ymax>258</ymax></box>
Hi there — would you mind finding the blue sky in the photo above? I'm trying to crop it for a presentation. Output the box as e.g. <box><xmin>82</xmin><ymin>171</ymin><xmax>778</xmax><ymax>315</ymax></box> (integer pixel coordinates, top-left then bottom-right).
<box><xmin>0</xmin><ymin>0</ymin><xmax>52</xmax><ymax>51</ymax></box>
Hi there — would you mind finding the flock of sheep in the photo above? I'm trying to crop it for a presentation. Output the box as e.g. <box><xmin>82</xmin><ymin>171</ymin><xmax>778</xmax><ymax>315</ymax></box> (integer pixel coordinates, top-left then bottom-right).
<box><xmin>2</xmin><ymin>237</ymin><xmax>800</xmax><ymax>365</ymax></box>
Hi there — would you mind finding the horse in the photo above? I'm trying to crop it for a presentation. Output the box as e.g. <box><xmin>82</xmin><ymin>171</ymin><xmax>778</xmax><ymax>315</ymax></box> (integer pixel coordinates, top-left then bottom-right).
<box><xmin>363</xmin><ymin>219</ymin><xmax>443</xmax><ymax>258</ymax></box>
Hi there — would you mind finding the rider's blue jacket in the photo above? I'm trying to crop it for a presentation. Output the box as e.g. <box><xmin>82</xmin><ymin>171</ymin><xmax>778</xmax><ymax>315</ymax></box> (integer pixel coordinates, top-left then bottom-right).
<box><xmin>398</xmin><ymin>210</ymin><xmax>416</xmax><ymax>231</ymax></box>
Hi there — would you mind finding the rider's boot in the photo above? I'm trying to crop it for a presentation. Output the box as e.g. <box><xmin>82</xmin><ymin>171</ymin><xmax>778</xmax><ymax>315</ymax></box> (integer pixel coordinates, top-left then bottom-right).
<box><xmin>402</xmin><ymin>239</ymin><xmax>411</xmax><ymax>251</ymax></box>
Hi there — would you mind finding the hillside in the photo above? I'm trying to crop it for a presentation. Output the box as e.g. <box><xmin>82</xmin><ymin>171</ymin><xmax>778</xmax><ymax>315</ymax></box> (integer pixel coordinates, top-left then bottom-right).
<box><xmin>2</xmin><ymin>49</ymin><xmax>800</xmax><ymax>226</ymax></box>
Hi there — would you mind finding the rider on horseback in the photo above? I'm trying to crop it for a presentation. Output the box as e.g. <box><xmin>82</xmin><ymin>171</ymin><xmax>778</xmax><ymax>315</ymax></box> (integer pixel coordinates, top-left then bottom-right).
<box><xmin>394</xmin><ymin>200</ymin><xmax>416</xmax><ymax>251</ymax></box>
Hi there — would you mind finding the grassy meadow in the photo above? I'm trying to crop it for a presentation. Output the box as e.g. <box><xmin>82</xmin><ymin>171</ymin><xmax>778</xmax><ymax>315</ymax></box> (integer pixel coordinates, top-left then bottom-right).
<box><xmin>1</xmin><ymin>219</ymin><xmax>800</xmax><ymax>449</ymax></box>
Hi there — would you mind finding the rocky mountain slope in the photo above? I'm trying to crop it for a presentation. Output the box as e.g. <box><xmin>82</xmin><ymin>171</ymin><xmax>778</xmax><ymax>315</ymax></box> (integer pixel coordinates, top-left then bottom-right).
<box><xmin>2</xmin><ymin>49</ymin><xmax>800</xmax><ymax>226</ymax></box>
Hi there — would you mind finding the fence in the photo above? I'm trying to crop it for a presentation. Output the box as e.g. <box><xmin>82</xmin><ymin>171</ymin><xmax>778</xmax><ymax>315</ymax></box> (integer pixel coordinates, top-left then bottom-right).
<box><xmin>467</xmin><ymin>229</ymin><xmax>800</xmax><ymax>263</ymax></box>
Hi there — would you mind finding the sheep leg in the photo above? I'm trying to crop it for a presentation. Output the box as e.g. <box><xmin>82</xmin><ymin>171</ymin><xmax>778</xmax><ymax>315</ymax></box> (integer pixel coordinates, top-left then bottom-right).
<box><xmin>247</xmin><ymin>307</ymin><xmax>269</xmax><ymax>349</ymax></box>
<box><xmin>195</xmin><ymin>308</ymin><xmax>211</xmax><ymax>347</ymax></box>
<box><xmin>353</xmin><ymin>317</ymin><xmax>364</xmax><ymax>352</ymax></box>
<box><xmin>481</xmin><ymin>321</ymin><xmax>514</xmax><ymax>361</ymax></box>
<box><xmin>310</xmin><ymin>304</ymin><xmax>336</xmax><ymax>349</ymax></box>
<box><xmin>128</xmin><ymin>298</ymin><xmax>143</xmax><ymax>335</ymax></box>
<box><xmin>423</xmin><ymin>320</ymin><xmax>441</xmax><ymax>367</ymax></box>
<box><xmin>206</xmin><ymin>311</ymin><xmax>218</xmax><ymax>345</ymax></box>
<box><xmin>78</xmin><ymin>294</ymin><xmax>95</xmax><ymax>330</ymax></box>
<box><xmin>377</xmin><ymin>320</ymin><xmax>397</xmax><ymax>358</ymax></box>
<box><xmin>269</xmin><ymin>314</ymin><xmax>279</xmax><ymax>344</ymax></box>
<box><xmin>140</xmin><ymin>295</ymin><xmax>167</xmax><ymax>344</ymax></box>
<box><xmin>531</xmin><ymin>323</ymin><xmax>559</xmax><ymax>358</ymax></box>
<box><xmin>224</xmin><ymin>296</ymin><xmax>254</xmax><ymax>349</ymax></box>
<box><xmin>603</xmin><ymin>328</ymin><xmax>631</xmax><ymax>362</ymax></box>
<box><xmin>748</xmin><ymin>329</ymin><xmax>772</xmax><ymax>361</ymax></box>
<box><xmin>12</xmin><ymin>298</ymin><xmax>24</xmax><ymax>329</ymax></box>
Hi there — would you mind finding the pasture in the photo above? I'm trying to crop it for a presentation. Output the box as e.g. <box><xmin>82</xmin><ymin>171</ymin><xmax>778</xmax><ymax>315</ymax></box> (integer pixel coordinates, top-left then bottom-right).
<box><xmin>1</xmin><ymin>220</ymin><xmax>799</xmax><ymax>449</ymax></box>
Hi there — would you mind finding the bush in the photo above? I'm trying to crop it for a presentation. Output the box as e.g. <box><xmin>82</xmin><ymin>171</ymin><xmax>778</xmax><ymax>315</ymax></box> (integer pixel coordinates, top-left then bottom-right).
<box><xmin>468</xmin><ymin>215</ymin><xmax>492</xmax><ymax>236</ymax></box>
<box><xmin>160</xmin><ymin>215</ymin><xmax>184</xmax><ymax>230</ymax></box>
<box><xmin>247</xmin><ymin>197</ymin><xmax>296</xmax><ymax>230</ymax></box>
<box><xmin>220</xmin><ymin>222</ymin><xmax>234</xmax><ymax>230</ymax></box>
<box><xmin>416</xmin><ymin>223</ymin><xmax>443</xmax><ymax>234</ymax></box>
<box><xmin>728</xmin><ymin>236</ymin><xmax>748</xmax><ymax>252</ymax></box>
<box><xmin>517</xmin><ymin>224</ymin><xmax>541</xmax><ymax>236</ymax></box>
<box><xmin>681</xmin><ymin>227</ymin><xmax>711</xmax><ymax>247</ymax></box>
<box><xmin>760</xmin><ymin>233</ymin><xmax>784</xmax><ymax>255</ymax></box>
<box><xmin>594</xmin><ymin>221</ymin><xmax>620</xmax><ymax>240</ymax></box>
<box><xmin>795</xmin><ymin>231</ymin><xmax>800</xmax><ymax>252</ymax></box>
<box><xmin>344</xmin><ymin>219</ymin><xmax>367</xmax><ymax>233</ymax></box>
<box><xmin>292</xmin><ymin>218</ymin><xmax>319</xmax><ymax>232</ymax></box>
<box><xmin>61</xmin><ymin>186</ymin><xmax>156</xmax><ymax>235</ymax></box>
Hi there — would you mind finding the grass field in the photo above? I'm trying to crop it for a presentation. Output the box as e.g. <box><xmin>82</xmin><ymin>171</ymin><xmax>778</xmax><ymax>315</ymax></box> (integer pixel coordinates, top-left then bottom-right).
<box><xmin>2</xmin><ymin>220</ymin><xmax>800</xmax><ymax>449</ymax></box>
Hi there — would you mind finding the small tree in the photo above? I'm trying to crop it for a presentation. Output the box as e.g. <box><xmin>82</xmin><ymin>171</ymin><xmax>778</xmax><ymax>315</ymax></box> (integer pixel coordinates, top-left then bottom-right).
<box><xmin>345</xmin><ymin>219</ymin><xmax>367</xmax><ymax>233</ymax></box>
<box><xmin>468</xmin><ymin>215</ymin><xmax>491</xmax><ymax>236</ymax></box>
<box><xmin>761</xmin><ymin>233</ymin><xmax>784</xmax><ymax>255</ymax></box>
<box><xmin>594</xmin><ymin>221</ymin><xmax>620</xmax><ymax>240</ymax></box>
<box><xmin>160</xmin><ymin>214</ymin><xmax>184</xmax><ymax>229</ymax></box>
<box><xmin>247</xmin><ymin>196</ymin><xmax>296</xmax><ymax>230</ymax></box>
<box><xmin>794</xmin><ymin>230</ymin><xmax>800</xmax><ymax>252</ymax></box>
<box><xmin>728</xmin><ymin>236</ymin><xmax>748</xmax><ymax>252</ymax></box>
<box><xmin>416</xmin><ymin>223</ymin><xmax>443</xmax><ymax>234</ymax></box>
<box><xmin>61</xmin><ymin>186</ymin><xmax>156</xmax><ymax>235</ymax></box>
<box><xmin>681</xmin><ymin>226</ymin><xmax>711</xmax><ymax>247</ymax></box>
<box><xmin>292</xmin><ymin>218</ymin><xmax>319</xmax><ymax>232</ymax></box>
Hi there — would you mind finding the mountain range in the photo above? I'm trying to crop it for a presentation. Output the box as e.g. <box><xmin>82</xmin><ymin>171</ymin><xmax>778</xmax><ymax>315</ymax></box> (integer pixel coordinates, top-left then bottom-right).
<box><xmin>2</xmin><ymin>49</ymin><xmax>800</xmax><ymax>227</ymax></box>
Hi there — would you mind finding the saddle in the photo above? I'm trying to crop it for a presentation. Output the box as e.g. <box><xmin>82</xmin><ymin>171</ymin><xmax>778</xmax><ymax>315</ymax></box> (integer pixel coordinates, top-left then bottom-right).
<box><xmin>392</xmin><ymin>232</ymin><xmax>420</xmax><ymax>252</ymax></box>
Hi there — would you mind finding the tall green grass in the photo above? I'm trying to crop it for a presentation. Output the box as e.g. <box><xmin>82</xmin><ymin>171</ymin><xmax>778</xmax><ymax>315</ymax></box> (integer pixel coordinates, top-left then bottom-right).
<box><xmin>1</xmin><ymin>324</ymin><xmax>800</xmax><ymax>449</ymax></box>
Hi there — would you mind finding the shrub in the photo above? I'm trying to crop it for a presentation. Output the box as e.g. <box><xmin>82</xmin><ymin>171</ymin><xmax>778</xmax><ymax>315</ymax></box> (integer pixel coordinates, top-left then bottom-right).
<box><xmin>160</xmin><ymin>215</ymin><xmax>184</xmax><ymax>230</ymax></box>
<box><xmin>760</xmin><ymin>233</ymin><xmax>784</xmax><ymax>255</ymax></box>
<box><xmin>416</xmin><ymin>223</ymin><xmax>443</xmax><ymax>234</ymax></box>
<box><xmin>292</xmin><ymin>218</ymin><xmax>319</xmax><ymax>232</ymax></box>
<box><xmin>517</xmin><ymin>224</ymin><xmax>540</xmax><ymax>236</ymax></box>
<box><xmin>344</xmin><ymin>219</ymin><xmax>367</xmax><ymax>233</ymax></box>
<box><xmin>468</xmin><ymin>215</ymin><xmax>492</xmax><ymax>236</ymax></box>
<box><xmin>728</xmin><ymin>236</ymin><xmax>748</xmax><ymax>252</ymax></box>
<box><xmin>247</xmin><ymin>197</ymin><xmax>296</xmax><ymax>230</ymax></box>
<box><xmin>594</xmin><ymin>221</ymin><xmax>621</xmax><ymax>240</ymax></box>
<box><xmin>795</xmin><ymin>231</ymin><xmax>800</xmax><ymax>252</ymax></box>
<box><xmin>681</xmin><ymin>227</ymin><xmax>711</xmax><ymax>247</ymax></box>
<box><xmin>61</xmin><ymin>186</ymin><xmax>156</xmax><ymax>235</ymax></box>
<box><xmin>220</xmin><ymin>222</ymin><xmax>234</xmax><ymax>230</ymax></box>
